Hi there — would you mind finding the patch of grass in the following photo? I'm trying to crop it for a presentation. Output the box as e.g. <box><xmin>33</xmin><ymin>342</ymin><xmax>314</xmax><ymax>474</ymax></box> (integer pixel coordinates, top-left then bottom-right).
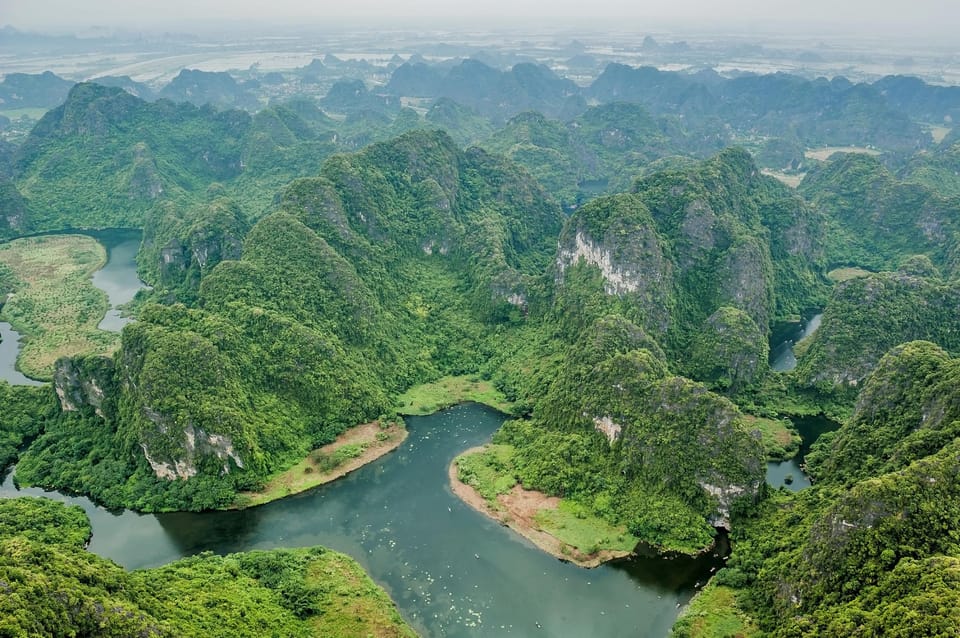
<box><xmin>533</xmin><ymin>500</ymin><xmax>639</xmax><ymax>555</ymax></box>
<box><xmin>306</xmin><ymin>550</ymin><xmax>417</xmax><ymax>638</ymax></box>
<box><xmin>671</xmin><ymin>584</ymin><xmax>760</xmax><ymax>638</ymax></box>
<box><xmin>0</xmin><ymin>235</ymin><xmax>116</xmax><ymax>379</ymax></box>
<box><xmin>455</xmin><ymin>444</ymin><xmax>518</xmax><ymax>503</ymax></box>
<box><xmin>313</xmin><ymin>442</ymin><xmax>365</xmax><ymax>472</ymax></box>
<box><xmin>827</xmin><ymin>266</ymin><xmax>873</xmax><ymax>283</ymax></box>
<box><xmin>236</xmin><ymin>423</ymin><xmax>405</xmax><ymax>509</ymax></box>
<box><xmin>742</xmin><ymin>414</ymin><xmax>801</xmax><ymax>461</ymax></box>
<box><xmin>397</xmin><ymin>374</ymin><xmax>513</xmax><ymax>415</ymax></box>
<box><xmin>804</xmin><ymin>146</ymin><xmax>881</xmax><ymax>161</ymax></box>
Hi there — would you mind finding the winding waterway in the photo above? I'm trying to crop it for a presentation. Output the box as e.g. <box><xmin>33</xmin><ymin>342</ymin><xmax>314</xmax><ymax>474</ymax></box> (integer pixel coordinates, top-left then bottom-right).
<box><xmin>2</xmin><ymin>403</ymin><xmax>723</xmax><ymax>637</ymax></box>
<box><xmin>765</xmin><ymin>312</ymin><xmax>839</xmax><ymax>491</ymax></box>
<box><xmin>0</xmin><ymin>321</ymin><xmax>44</xmax><ymax>386</ymax></box>
<box><xmin>88</xmin><ymin>230</ymin><xmax>146</xmax><ymax>332</ymax></box>
<box><xmin>1</xmin><ymin>230</ymin><xmax>724</xmax><ymax>635</ymax></box>
<box><xmin>0</xmin><ymin>230</ymin><xmax>144</xmax><ymax>385</ymax></box>
<box><xmin>770</xmin><ymin>312</ymin><xmax>823</xmax><ymax>373</ymax></box>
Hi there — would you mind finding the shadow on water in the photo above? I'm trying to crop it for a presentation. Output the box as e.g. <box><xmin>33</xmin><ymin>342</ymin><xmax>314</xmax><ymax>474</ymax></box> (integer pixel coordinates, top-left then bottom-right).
<box><xmin>769</xmin><ymin>312</ymin><xmax>823</xmax><ymax>373</ymax></box>
<box><xmin>1</xmin><ymin>403</ymin><xmax>721</xmax><ymax>637</ymax></box>
<box><xmin>766</xmin><ymin>415</ymin><xmax>841</xmax><ymax>492</ymax></box>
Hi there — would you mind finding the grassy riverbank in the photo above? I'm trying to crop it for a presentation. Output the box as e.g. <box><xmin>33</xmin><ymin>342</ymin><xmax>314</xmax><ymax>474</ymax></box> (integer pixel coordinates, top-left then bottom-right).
<box><xmin>671</xmin><ymin>583</ymin><xmax>760</xmax><ymax>638</ymax></box>
<box><xmin>451</xmin><ymin>444</ymin><xmax>638</xmax><ymax>567</ymax></box>
<box><xmin>396</xmin><ymin>375</ymin><xmax>513</xmax><ymax>415</ymax></box>
<box><xmin>0</xmin><ymin>234</ymin><xmax>115</xmax><ymax>379</ymax></box>
<box><xmin>233</xmin><ymin>421</ymin><xmax>407</xmax><ymax>509</ymax></box>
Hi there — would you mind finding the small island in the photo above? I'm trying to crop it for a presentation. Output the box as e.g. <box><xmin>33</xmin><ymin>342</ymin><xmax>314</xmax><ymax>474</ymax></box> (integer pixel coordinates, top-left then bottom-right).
<box><xmin>450</xmin><ymin>444</ymin><xmax>638</xmax><ymax>568</ymax></box>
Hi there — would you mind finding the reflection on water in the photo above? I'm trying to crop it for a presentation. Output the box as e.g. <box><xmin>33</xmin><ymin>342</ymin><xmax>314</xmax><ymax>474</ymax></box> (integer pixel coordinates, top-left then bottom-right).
<box><xmin>1</xmin><ymin>404</ymin><xmax>723</xmax><ymax>638</ymax></box>
<box><xmin>770</xmin><ymin>313</ymin><xmax>822</xmax><ymax>372</ymax></box>
<box><xmin>88</xmin><ymin>230</ymin><xmax>145</xmax><ymax>332</ymax></box>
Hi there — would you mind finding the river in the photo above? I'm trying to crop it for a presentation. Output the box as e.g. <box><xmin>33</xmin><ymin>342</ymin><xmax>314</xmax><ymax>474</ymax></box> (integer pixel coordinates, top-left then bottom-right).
<box><xmin>88</xmin><ymin>229</ymin><xmax>146</xmax><ymax>332</ymax></box>
<box><xmin>769</xmin><ymin>313</ymin><xmax>822</xmax><ymax>373</ymax></box>
<box><xmin>765</xmin><ymin>312</ymin><xmax>838</xmax><ymax>491</ymax></box>
<box><xmin>765</xmin><ymin>415</ymin><xmax>840</xmax><ymax>492</ymax></box>
<box><xmin>2</xmin><ymin>403</ymin><xmax>723</xmax><ymax>637</ymax></box>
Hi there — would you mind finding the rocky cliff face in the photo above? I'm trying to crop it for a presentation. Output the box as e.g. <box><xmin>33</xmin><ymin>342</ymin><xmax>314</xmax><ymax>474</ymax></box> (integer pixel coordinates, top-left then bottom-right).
<box><xmin>141</xmin><ymin>198</ymin><xmax>248</xmax><ymax>294</ymax></box>
<box><xmin>535</xmin><ymin>315</ymin><xmax>765</xmax><ymax>534</ymax></box>
<box><xmin>554</xmin><ymin>193</ymin><xmax>674</xmax><ymax>334</ymax></box>
<box><xmin>52</xmin><ymin>356</ymin><xmax>116</xmax><ymax>420</ymax></box>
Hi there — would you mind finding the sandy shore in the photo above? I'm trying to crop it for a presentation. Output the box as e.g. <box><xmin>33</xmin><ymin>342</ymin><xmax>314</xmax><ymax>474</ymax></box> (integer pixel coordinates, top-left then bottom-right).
<box><xmin>449</xmin><ymin>446</ymin><xmax>634</xmax><ymax>568</ymax></box>
<box><xmin>234</xmin><ymin>422</ymin><xmax>408</xmax><ymax>509</ymax></box>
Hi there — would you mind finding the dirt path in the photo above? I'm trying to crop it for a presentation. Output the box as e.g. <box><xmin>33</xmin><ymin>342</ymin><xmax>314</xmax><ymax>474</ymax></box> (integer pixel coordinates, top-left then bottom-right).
<box><xmin>449</xmin><ymin>446</ymin><xmax>633</xmax><ymax>568</ymax></box>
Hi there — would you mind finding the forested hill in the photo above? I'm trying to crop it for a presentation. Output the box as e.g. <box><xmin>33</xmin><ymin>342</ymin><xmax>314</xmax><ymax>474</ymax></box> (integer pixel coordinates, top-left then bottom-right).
<box><xmin>13</xmin><ymin>133</ymin><xmax>806</xmax><ymax>554</ymax></box>
<box><xmin>0</xmin><ymin>497</ymin><xmax>415</xmax><ymax>636</ymax></box>
<box><xmin>681</xmin><ymin>341</ymin><xmax>960</xmax><ymax>636</ymax></box>
<box><xmin>4</xmin><ymin>59</ymin><xmax>960</xmax><ymax>636</ymax></box>
<box><xmin>14</xmin><ymin>129</ymin><xmax>564</xmax><ymax>511</ymax></box>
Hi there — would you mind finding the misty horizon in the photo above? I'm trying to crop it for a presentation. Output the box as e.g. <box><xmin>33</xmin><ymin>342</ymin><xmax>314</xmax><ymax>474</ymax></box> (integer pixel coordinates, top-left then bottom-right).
<box><xmin>2</xmin><ymin>0</ymin><xmax>959</xmax><ymax>43</ymax></box>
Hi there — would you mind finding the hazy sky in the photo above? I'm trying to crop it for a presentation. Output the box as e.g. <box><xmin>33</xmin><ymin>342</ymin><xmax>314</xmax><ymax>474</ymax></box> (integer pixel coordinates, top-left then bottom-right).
<box><xmin>2</xmin><ymin>0</ymin><xmax>957</xmax><ymax>36</ymax></box>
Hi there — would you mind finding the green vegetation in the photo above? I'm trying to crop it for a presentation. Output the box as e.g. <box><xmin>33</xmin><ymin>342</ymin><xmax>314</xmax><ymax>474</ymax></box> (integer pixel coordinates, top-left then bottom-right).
<box><xmin>0</xmin><ymin>234</ymin><xmax>117</xmax><ymax>379</ymax></box>
<box><xmin>15</xmin><ymin>129</ymin><xmax>563</xmax><ymax>511</ymax></box>
<box><xmin>0</xmin><ymin>498</ymin><xmax>414</xmax><ymax>637</ymax></box>
<box><xmin>396</xmin><ymin>375</ymin><xmax>512</xmax><ymax>415</ymax></box>
<box><xmin>455</xmin><ymin>444</ymin><xmax>519</xmax><ymax>502</ymax></box>
<box><xmin>671</xmin><ymin>584</ymin><xmax>760</xmax><ymax>638</ymax></box>
<box><xmin>235</xmin><ymin>422</ymin><xmax>406</xmax><ymax>509</ymax></box>
<box><xmin>480</xmin><ymin>103</ymin><xmax>726</xmax><ymax>208</ymax></box>
<box><xmin>801</xmin><ymin>152</ymin><xmax>960</xmax><ymax>273</ymax></box>
<box><xmin>743</xmin><ymin>414</ymin><xmax>800</xmax><ymax>461</ymax></box>
<box><xmin>695</xmin><ymin>341</ymin><xmax>960</xmax><ymax>636</ymax></box>
<box><xmin>6</xmin><ymin>71</ymin><xmax>960</xmax><ymax>636</ymax></box>
<box><xmin>454</xmin><ymin>444</ymin><xmax>639</xmax><ymax>557</ymax></box>
<box><xmin>794</xmin><ymin>271</ymin><xmax>960</xmax><ymax>397</ymax></box>
<box><xmin>0</xmin><ymin>383</ymin><xmax>57</xmax><ymax>470</ymax></box>
<box><xmin>489</xmin><ymin>314</ymin><xmax>765</xmax><ymax>555</ymax></box>
<box><xmin>533</xmin><ymin>501</ymin><xmax>639</xmax><ymax>555</ymax></box>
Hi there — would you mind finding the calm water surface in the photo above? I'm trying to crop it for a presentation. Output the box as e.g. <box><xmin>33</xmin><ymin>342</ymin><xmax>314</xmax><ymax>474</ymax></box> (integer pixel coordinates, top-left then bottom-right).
<box><xmin>766</xmin><ymin>415</ymin><xmax>840</xmax><ymax>492</ymax></box>
<box><xmin>0</xmin><ymin>322</ymin><xmax>44</xmax><ymax>386</ymax></box>
<box><xmin>770</xmin><ymin>313</ymin><xmax>822</xmax><ymax>373</ymax></box>
<box><xmin>2</xmin><ymin>404</ymin><xmax>723</xmax><ymax>637</ymax></box>
<box><xmin>88</xmin><ymin>230</ymin><xmax>145</xmax><ymax>332</ymax></box>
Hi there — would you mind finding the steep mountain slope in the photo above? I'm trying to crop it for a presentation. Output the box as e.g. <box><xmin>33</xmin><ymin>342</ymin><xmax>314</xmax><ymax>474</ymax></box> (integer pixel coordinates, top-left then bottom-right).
<box><xmin>15</xmin><ymin>130</ymin><xmax>564</xmax><ymax>511</ymax></box>
<box><xmin>696</xmin><ymin>342</ymin><xmax>960</xmax><ymax>636</ymax></box>
<box><xmin>799</xmin><ymin>152</ymin><xmax>960</xmax><ymax>272</ymax></box>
